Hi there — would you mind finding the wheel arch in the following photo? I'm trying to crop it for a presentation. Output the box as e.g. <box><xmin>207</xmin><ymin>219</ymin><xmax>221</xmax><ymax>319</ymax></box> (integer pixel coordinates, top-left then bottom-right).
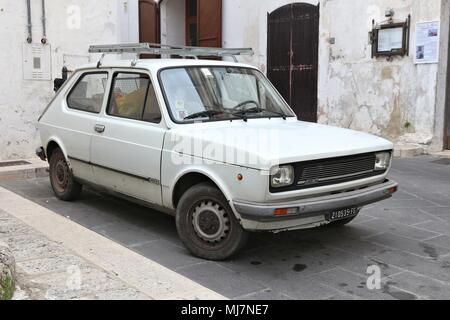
<box><xmin>45</xmin><ymin>138</ymin><xmax>68</xmax><ymax>162</ymax></box>
<box><xmin>171</xmin><ymin>170</ymin><xmax>232</xmax><ymax>210</ymax></box>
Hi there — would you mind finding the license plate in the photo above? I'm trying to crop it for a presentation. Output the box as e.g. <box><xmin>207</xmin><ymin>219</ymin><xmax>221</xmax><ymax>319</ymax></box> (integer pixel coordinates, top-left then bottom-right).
<box><xmin>329</xmin><ymin>207</ymin><xmax>359</xmax><ymax>221</ymax></box>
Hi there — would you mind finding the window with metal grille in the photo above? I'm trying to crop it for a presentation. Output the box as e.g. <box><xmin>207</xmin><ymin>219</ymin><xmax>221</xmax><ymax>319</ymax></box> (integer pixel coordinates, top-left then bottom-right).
<box><xmin>108</xmin><ymin>72</ymin><xmax>161</xmax><ymax>123</ymax></box>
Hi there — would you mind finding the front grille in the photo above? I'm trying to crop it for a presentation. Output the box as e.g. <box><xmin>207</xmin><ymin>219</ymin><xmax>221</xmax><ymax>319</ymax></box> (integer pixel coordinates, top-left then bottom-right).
<box><xmin>270</xmin><ymin>152</ymin><xmax>389</xmax><ymax>193</ymax></box>
<box><xmin>299</xmin><ymin>155</ymin><xmax>376</xmax><ymax>185</ymax></box>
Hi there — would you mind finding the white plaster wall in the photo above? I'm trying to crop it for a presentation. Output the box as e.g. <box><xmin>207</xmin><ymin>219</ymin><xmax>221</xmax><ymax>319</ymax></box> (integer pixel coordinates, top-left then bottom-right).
<box><xmin>0</xmin><ymin>0</ymin><xmax>136</xmax><ymax>160</ymax></box>
<box><xmin>319</xmin><ymin>0</ymin><xmax>442</xmax><ymax>145</ymax></box>
<box><xmin>160</xmin><ymin>0</ymin><xmax>186</xmax><ymax>46</ymax></box>
<box><xmin>118</xmin><ymin>0</ymin><xmax>140</xmax><ymax>59</ymax></box>
<box><xmin>222</xmin><ymin>0</ymin><xmax>443</xmax><ymax>147</ymax></box>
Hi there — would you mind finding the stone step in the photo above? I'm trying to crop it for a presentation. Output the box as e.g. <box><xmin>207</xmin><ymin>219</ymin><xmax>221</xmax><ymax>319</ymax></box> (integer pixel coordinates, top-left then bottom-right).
<box><xmin>0</xmin><ymin>158</ymin><xmax>48</xmax><ymax>182</ymax></box>
<box><xmin>393</xmin><ymin>144</ymin><xmax>426</xmax><ymax>158</ymax></box>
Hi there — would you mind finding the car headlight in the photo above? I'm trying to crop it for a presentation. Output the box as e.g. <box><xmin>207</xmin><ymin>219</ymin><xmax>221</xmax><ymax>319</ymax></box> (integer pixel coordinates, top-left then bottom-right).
<box><xmin>375</xmin><ymin>152</ymin><xmax>391</xmax><ymax>171</ymax></box>
<box><xmin>271</xmin><ymin>165</ymin><xmax>294</xmax><ymax>188</ymax></box>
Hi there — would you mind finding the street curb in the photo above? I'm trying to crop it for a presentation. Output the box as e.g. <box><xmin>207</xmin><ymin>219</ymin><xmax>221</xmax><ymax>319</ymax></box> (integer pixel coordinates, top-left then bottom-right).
<box><xmin>0</xmin><ymin>159</ymin><xmax>48</xmax><ymax>182</ymax></box>
<box><xmin>0</xmin><ymin>167</ymin><xmax>48</xmax><ymax>182</ymax></box>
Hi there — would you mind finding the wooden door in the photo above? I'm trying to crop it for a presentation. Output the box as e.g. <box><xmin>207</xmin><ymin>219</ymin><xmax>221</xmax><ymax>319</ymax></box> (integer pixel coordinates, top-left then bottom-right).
<box><xmin>267</xmin><ymin>3</ymin><xmax>320</xmax><ymax>122</ymax></box>
<box><xmin>139</xmin><ymin>0</ymin><xmax>159</xmax><ymax>44</ymax></box>
<box><xmin>197</xmin><ymin>0</ymin><xmax>222</xmax><ymax>48</ymax></box>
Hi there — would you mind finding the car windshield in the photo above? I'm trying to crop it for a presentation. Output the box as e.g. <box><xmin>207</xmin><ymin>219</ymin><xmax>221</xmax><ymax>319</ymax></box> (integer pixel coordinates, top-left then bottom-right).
<box><xmin>159</xmin><ymin>66</ymin><xmax>296</xmax><ymax>123</ymax></box>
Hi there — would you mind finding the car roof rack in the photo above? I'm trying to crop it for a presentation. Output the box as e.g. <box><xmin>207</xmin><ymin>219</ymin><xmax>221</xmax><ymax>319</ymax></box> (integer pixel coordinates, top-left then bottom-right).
<box><xmin>88</xmin><ymin>43</ymin><xmax>254</xmax><ymax>67</ymax></box>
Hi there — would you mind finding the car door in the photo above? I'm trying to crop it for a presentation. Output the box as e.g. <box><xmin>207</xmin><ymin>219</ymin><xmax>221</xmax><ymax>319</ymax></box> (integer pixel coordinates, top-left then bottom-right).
<box><xmin>61</xmin><ymin>71</ymin><xmax>110</xmax><ymax>183</ymax></box>
<box><xmin>90</xmin><ymin>70</ymin><xmax>165</xmax><ymax>205</ymax></box>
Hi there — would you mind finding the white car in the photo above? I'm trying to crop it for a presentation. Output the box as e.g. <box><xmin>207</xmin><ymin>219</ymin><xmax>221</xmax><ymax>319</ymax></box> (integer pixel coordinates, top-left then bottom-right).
<box><xmin>36</xmin><ymin>44</ymin><xmax>397</xmax><ymax>260</ymax></box>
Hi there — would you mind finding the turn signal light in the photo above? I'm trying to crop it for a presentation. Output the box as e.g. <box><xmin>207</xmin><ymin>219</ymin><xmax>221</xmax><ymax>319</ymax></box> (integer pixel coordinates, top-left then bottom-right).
<box><xmin>274</xmin><ymin>208</ymin><xmax>298</xmax><ymax>216</ymax></box>
<box><xmin>388</xmin><ymin>186</ymin><xmax>398</xmax><ymax>194</ymax></box>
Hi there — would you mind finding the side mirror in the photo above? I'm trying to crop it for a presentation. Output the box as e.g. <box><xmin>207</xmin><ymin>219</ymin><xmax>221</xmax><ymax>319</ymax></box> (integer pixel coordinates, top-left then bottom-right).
<box><xmin>54</xmin><ymin>66</ymin><xmax>69</xmax><ymax>92</ymax></box>
<box><xmin>54</xmin><ymin>78</ymin><xmax>65</xmax><ymax>92</ymax></box>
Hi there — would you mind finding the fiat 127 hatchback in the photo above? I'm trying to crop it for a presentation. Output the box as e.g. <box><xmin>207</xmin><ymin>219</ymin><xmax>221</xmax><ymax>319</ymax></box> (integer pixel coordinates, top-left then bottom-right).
<box><xmin>36</xmin><ymin>44</ymin><xmax>397</xmax><ymax>260</ymax></box>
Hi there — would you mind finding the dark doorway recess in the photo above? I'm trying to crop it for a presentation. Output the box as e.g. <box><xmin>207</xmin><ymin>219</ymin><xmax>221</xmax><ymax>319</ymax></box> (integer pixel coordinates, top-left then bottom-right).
<box><xmin>267</xmin><ymin>3</ymin><xmax>320</xmax><ymax>123</ymax></box>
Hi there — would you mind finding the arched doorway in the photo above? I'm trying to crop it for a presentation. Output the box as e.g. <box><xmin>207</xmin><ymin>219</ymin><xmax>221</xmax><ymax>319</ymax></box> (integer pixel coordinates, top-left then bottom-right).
<box><xmin>267</xmin><ymin>3</ymin><xmax>320</xmax><ymax>123</ymax></box>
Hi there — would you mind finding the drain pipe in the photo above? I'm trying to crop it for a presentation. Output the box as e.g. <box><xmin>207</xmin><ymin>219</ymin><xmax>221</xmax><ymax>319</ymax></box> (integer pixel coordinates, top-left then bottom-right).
<box><xmin>41</xmin><ymin>0</ymin><xmax>47</xmax><ymax>44</ymax></box>
<box><xmin>26</xmin><ymin>0</ymin><xmax>32</xmax><ymax>43</ymax></box>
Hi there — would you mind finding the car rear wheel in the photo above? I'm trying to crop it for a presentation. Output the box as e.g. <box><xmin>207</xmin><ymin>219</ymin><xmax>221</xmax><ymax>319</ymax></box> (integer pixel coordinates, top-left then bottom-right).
<box><xmin>49</xmin><ymin>148</ymin><xmax>82</xmax><ymax>201</ymax></box>
<box><xmin>176</xmin><ymin>183</ymin><xmax>249</xmax><ymax>261</ymax></box>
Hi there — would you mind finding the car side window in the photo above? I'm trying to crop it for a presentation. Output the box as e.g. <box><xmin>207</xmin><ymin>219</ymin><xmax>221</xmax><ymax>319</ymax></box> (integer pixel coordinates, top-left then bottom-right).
<box><xmin>67</xmin><ymin>73</ymin><xmax>108</xmax><ymax>113</ymax></box>
<box><xmin>108</xmin><ymin>73</ymin><xmax>151</xmax><ymax>121</ymax></box>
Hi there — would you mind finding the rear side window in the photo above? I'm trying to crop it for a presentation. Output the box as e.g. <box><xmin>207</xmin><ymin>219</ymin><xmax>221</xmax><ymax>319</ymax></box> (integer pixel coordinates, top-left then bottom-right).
<box><xmin>67</xmin><ymin>73</ymin><xmax>108</xmax><ymax>113</ymax></box>
<box><xmin>108</xmin><ymin>72</ymin><xmax>162</xmax><ymax>123</ymax></box>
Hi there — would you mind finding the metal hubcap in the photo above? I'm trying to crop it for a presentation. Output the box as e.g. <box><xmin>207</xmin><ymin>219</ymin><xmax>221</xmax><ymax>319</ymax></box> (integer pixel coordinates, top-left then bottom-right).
<box><xmin>53</xmin><ymin>159</ymin><xmax>69</xmax><ymax>191</ymax></box>
<box><xmin>192</xmin><ymin>201</ymin><xmax>230</xmax><ymax>244</ymax></box>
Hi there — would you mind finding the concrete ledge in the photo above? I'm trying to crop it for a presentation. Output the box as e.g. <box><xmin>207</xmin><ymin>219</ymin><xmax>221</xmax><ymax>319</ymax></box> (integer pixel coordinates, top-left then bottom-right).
<box><xmin>431</xmin><ymin>150</ymin><xmax>450</xmax><ymax>158</ymax></box>
<box><xmin>0</xmin><ymin>158</ymin><xmax>48</xmax><ymax>182</ymax></box>
<box><xmin>0</xmin><ymin>242</ymin><xmax>15</xmax><ymax>300</ymax></box>
<box><xmin>394</xmin><ymin>144</ymin><xmax>426</xmax><ymax>158</ymax></box>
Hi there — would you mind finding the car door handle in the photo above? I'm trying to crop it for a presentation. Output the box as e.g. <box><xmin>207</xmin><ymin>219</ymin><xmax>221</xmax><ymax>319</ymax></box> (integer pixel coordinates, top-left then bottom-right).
<box><xmin>94</xmin><ymin>124</ymin><xmax>105</xmax><ymax>133</ymax></box>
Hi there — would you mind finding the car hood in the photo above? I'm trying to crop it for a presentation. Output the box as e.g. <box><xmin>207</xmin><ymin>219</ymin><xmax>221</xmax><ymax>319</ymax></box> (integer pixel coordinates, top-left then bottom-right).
<box><xmin>165</xmin><ymin>119</ymin><xmax>393</xmax><ymax>171</ymax></box>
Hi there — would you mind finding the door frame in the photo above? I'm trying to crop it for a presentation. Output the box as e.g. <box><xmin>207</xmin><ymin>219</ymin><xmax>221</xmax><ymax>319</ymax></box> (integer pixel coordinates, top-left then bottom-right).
<box><xmin>266</xmin><ymin>2</ymin><xmax>320</xmax><ymax>123</ymax></box>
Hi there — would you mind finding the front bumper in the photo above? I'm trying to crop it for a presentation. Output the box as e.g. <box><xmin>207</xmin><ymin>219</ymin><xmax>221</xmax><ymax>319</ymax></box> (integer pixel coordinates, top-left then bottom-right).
<box><xmin>233</xmin><ymin>180</ymin><xmax>397</xmax><ymax>231</ymax></box>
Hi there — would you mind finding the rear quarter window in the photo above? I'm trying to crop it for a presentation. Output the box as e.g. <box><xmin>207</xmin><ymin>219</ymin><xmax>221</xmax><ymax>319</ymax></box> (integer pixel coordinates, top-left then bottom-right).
<box><xmin>67</xmin><ymin>72</ymin><xmax>108</xmax><ymax>114</ymax></box>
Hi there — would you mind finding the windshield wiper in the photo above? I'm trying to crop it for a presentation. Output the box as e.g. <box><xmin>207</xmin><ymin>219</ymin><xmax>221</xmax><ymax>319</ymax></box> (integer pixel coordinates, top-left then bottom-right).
<box><xmin>264</xmin><ymin>110</ymin><xmax>288</xmax><ymax>120</ymax></box>
<box><xmin>184</xmin><ymin>110</ymin><xmax>223</xmax><ymax>120</ymax></box>
<box><xmin>232</xmin><ymin>107</ymin><xmax>263</xmax><ymax>122</ymax></box>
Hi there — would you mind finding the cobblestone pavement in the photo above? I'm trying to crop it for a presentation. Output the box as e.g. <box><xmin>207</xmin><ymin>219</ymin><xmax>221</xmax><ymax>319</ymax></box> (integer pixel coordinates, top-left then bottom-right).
<box><xmin>0</xmin><ymin>209</ymin><xmax>150</xmax><ymax>300</ymax></box>
<box><xmin>1</xmin><ymin>155</ymin><xmax>449</xmax><ymax>300</ymax></box>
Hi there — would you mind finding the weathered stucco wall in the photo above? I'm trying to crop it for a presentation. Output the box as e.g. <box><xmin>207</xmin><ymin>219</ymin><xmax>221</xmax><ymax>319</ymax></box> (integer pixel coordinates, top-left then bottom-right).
<box><xmin>222</xmin><ymin>0</ymin><xmax>445</xmax><ymax>148</ymax></box>
<box><xmin>319</xmin><ymin>0</ymin><xmax>442</xmax><ymax>146</ymax></box>
<box><xmin>0</xmin><ymin>0</ymin><xmax>137</xmax><ymax>160</ymax></box>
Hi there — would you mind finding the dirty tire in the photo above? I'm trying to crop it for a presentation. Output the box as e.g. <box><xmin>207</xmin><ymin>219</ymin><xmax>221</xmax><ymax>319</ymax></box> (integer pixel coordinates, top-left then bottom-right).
<box><xmin>49</xmin><ymin>148</ymin><xmax>82</xmax><ymax>201</ymax></box>
<box><xmin>176</xmin><ymin>183</ymin><xmax>249</xmax><ymax>261</ymax></box>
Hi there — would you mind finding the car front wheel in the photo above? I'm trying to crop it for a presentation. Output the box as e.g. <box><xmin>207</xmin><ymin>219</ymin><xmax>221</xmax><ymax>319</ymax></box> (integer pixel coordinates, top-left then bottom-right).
<box><xmin>49</xmin><ymin>148</ymin><xmax>82</xmax><ymax>201</ymax></box>
<box><xmin>176</xmin><ymin>183</ymin><xmax>249</xmax><ymax>261</ymax></box>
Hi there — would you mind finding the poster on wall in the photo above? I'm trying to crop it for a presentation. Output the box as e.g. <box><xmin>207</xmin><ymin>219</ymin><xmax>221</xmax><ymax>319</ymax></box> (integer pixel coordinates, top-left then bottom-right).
<box><xmin>415</xmin><ymin>21</ymin><xmax>440</xmax><ymax>64</ymax></box>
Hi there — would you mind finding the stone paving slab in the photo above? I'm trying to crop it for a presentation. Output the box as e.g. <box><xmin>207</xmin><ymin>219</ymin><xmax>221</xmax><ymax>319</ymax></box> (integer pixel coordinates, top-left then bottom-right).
<box><xmin>0</xmin><ymin>209</ymin><xmax>150</xmax><ymax>300</ymax></box>
<box><xmin>386</xmin><ymin>271</ymin><xmax>449</xmax><ymax>300</ymax></box>
<box><xmin>0</xmin><ymin>155</ymin><xmax>449</xmax><ymax>300</ymax></box>
<box><xmin>413</xmin><ymin>220</ymin><xmax>450</xmax><ymax>236</ymax></box>
<box><xmin>366</xmin><ymin>233</ymin><xmax>450</xmax><ymax>260</ymax></box>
